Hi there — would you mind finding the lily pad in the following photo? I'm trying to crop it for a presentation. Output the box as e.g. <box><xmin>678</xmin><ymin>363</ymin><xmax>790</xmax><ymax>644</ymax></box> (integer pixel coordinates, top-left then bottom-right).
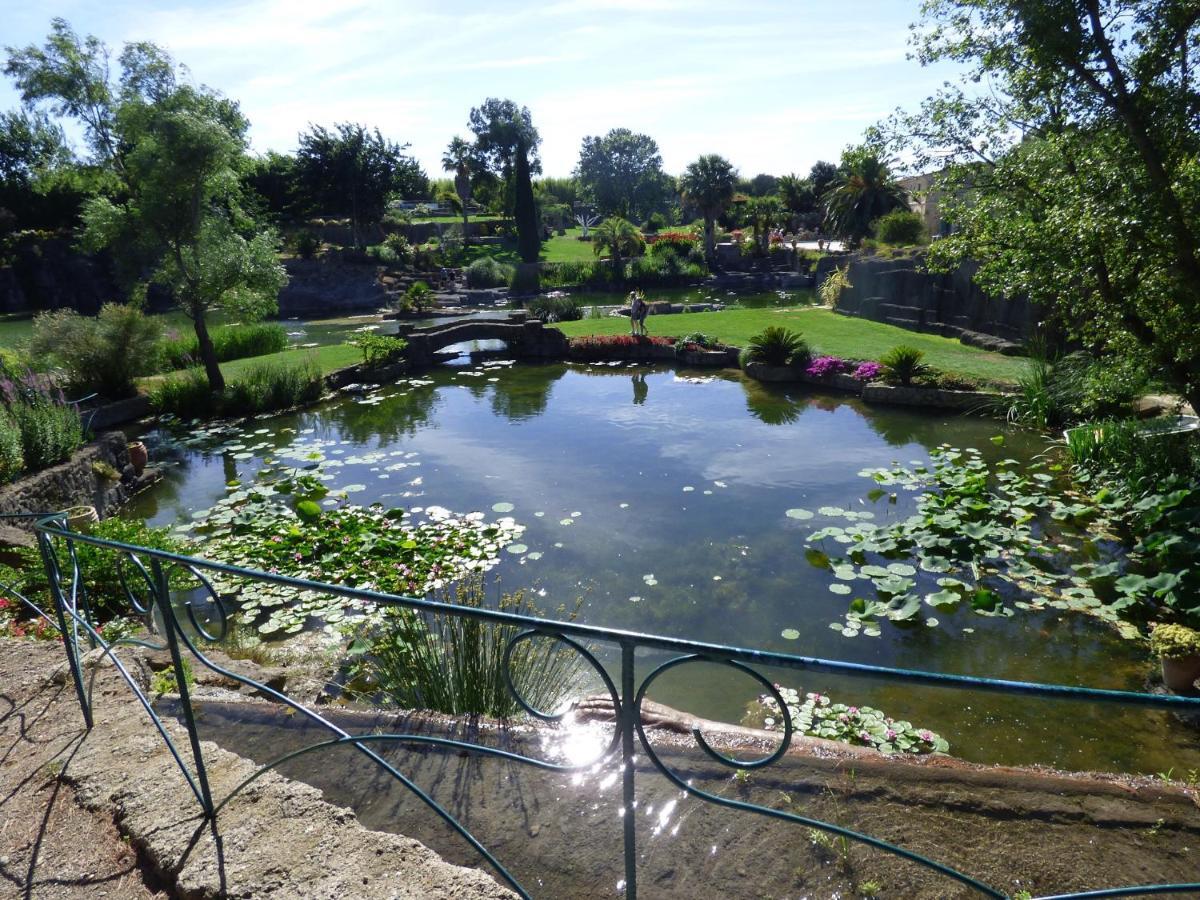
<box><xmin>785</xmin><ymin>508</ymin><xmax>814</xmax><ymax>520</ymax></box>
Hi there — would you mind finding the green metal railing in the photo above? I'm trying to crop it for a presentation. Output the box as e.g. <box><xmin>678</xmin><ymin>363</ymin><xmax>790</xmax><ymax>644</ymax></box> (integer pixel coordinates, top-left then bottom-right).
<box><xmin>7</xmin><ymin>509</ymin><xmax>1200</xmax><ymax>899</ymax></box>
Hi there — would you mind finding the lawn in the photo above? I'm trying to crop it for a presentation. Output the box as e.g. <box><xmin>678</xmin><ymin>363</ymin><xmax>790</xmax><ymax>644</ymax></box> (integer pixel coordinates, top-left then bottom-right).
<box><xmin>138</xmin><ymin>343</ymin><xmax>361</xmax><ymax>388</ymax></box>
<box><xmin>555</xmin><ymin>306</ymin><xmax>1029</xmax><ymax>386</ymax></box>
<box><xmin>451</xmin><ymin>226</ymin><xmax>602</xmax><ymax>268</ymax></box>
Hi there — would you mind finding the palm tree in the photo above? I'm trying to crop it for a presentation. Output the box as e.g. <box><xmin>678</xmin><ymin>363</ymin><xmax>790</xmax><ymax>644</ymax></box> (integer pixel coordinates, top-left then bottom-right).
<box><xmin>592</xmin><ymin>216</ymin><xmax>642</xmax><ymax>281</ymax></box>
<box><xmin>747</xmin><ymin>195</ymin><xmax>783</xmax><ymax>260</ymax></box>
<box><xmin>679</xmin><ymin>154</ymin><xmax>737</xmax><ymax>267</ymax></box>
<box><xmin>823</xmin><ymin>148</ymin><xmax>908</xmax><ymax>247</ymax></box>
<box><xmin>442</xmin><ymin>136</ymin><xmax>474</xmax><ymax>246</ymax></box>
<box><xmin>777</xmin><ymin>173</ymin><xmax>815</xmax><ymax>230</ymax></box>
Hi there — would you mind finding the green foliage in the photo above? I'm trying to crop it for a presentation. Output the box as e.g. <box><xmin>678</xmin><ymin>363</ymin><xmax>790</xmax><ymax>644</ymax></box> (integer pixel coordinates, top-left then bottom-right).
<box><xmin>464</xmin><ymin>256</ymin><xmax>513</xmax><ymax>288</ymax></box>
<box><xmin>151</xmin><ymin>657</ymin><xmax>193</xmax><ymax>695</ymax></box>
<box><xmin>0</xmin><ymin>408</ymin><xmax>23</xmax><ymax>481</ymax></box>
<box><xmin>885</xmin><ymin>1</ymin><xmax>1200</xmax><ymax>413</ymax></box>
<box><xmin>744</xmin><ymin>326</ymin><xmax>809</xmax><ymax>367</ymax></box>
<box><xmin>292</xmin><ymin>229</ymin><xmax>320</xmax><ymax>259</ymax></box>
<box><xmin>880</xmin><ymin>345</ymin><xmax>927</xmax><ymax>386</ymax></box>
<box><xmin>30</xmin><ymin>304</ymin><xmax>164</xmax><ymax>398</ymax></box>
<box><xmin>151</xmin><ymin>358</ymin><xmax>323</xmax><ymax>418</ymax></box>
<box><xmin>508</xmin><ymin>265</ymin><xmax>540</xmax><ymax>294</ymax></box>
<box><xmin>679</xmin><ymin>332</ymin><xmax>718</xmax><ymax>348</ymax></box>
<box><xmin>160</xmin><ymin>322</ymin><xmax>288</xmax><ymax>371</ymax></box>
<box><xmin>1149</xmin><ymin>623</ymin><xmax>1200</xmax><ymax>660</ymax></box>
<box><xmin>679</xmin><ymin>154</ymin><xmax>737</xmax><ymax>263</ymax></box>
<box><xmin>746</xmin><ymin>686</ymin><xmax>949</xmax><ymax>754</ymax></box>
<box><xmin>823</xmin><ymin>146</ymin><xmax>908</xmax><ymax>247</ymax></box>
<box><xmin>295</xmin><ymin>122</ymin><xmax>426</xmax><ymax>245</ymax></box>
<box><xmin>591</xmin><ymin>216</ymin><xmax>644</xmax><ymax>278</ymax></box>
<box><xmin>644</xmin><ymin>212</ymin><xmax>667</xmax><ymax>233</ymax></box>
<box><xmin>1008</xmin><ymin>344</ymin><xmax>1153</xmax><ymax>430</ymax></box>
<box><xmin>149</xmin><ymin>368</ymin><xmax>219</xmax><ymax>419</ymax></box>
<box><xmin>404</xmin><ymin>280</ymin><xmax>434</xmax><ymax>313</ymax></box>
<box><xmin>576</xmin><ymin>127</ymin><xmax>670</xmax><ymax>221</ymax></box>
<box><xmin>873</xmin><ymin>209</ymin><xmax>926</xmax><ymax>245</ymax></box>
<box><xmin>527</xmin><ymin>294</ymin><xmax>583</xmax><ymax>322</ymax></box>
<box><xmin>351</xmin><ymin>333</ymin><xmax>408</xmax><ymax>368</ymax></box>
<box><xmin>10</xmin><ymin>397</ymin><xmax>83</xmax><ymax>470</ymax></box>
<box><xmin>14</xmin><ymin>516</ymin><xmax>183</xmax><ymax>622</ymax></box>
<box><xmin>819</xmin><ymin>265</ymin><xmax>853</xmax><ymax>308</ymax></box>
<box><xmin>347</xmin><ymin>578</ymin><xmax>585</xmax><ymax>719</ymax></box>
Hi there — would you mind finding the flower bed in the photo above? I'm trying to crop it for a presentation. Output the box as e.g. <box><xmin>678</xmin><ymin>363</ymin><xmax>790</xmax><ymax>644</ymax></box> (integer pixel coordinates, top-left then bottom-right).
<box><xmin>568</xmin><ymin>334</ymin><xmax>678</xmax><ymax>362</ymax></box>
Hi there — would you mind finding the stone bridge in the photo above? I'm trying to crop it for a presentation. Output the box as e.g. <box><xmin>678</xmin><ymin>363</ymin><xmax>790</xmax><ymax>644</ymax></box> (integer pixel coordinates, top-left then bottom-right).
<box><xmin>404</xmin><ymin>314</ymin><xmax>569</xmax><ymax>367</ymax></box>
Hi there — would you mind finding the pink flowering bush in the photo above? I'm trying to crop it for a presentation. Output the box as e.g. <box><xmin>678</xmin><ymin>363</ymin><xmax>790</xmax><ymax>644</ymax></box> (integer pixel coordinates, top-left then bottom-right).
<box><xmin>851</xmin><ymin>361</ymin><xmax>884</xmax><ymax>382</ymax></box>
<box><xmin>805</xmin><ymin>355</ymin><xmax>850</xmax><ymax>379</ymax></box>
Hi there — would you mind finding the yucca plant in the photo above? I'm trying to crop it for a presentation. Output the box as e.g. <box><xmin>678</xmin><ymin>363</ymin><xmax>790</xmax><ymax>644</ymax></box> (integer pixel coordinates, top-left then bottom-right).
<box><xmin>881</xmin><ymin>345</ymin><xmax>927</xmax><ymax>386</ymax></box>
<box><xmin>744</xmin><ymin>327</ymin><xmax>809</xmax><ymax>368</ymax></box>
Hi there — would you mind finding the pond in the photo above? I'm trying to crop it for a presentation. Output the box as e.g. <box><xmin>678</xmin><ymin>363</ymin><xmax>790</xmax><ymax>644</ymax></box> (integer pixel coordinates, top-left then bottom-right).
<box><xmin>130</xmin><ymin>361</ymin><xmax>1200</xmax><ymax>776</ymax></box>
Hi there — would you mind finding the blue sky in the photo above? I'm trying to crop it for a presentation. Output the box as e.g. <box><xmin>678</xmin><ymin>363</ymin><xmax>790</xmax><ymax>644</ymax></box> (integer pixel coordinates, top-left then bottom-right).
<box><xmin>0</xmin><ymin>1</ymin><xmax>960</xmax><ymax>178</ymax></box>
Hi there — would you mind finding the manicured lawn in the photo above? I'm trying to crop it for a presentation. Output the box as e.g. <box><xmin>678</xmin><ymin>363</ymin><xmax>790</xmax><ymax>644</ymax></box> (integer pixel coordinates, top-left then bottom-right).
<box><xmin>451</xmin><ymin>227</ymin><xmax>601</xmax><ymax>268</ymax></box>
<box><xmin>555</xmin><ymin>306</ymin><xmax>1028</xmax><ymax>385</ymax></box>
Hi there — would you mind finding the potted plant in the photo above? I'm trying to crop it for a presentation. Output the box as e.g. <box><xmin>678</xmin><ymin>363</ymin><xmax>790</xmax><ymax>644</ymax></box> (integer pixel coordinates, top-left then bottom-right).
<box><xmin>1150</xmin><ymin>623</ymin><xmax>1200</xmax><ymax>692</ymax></box>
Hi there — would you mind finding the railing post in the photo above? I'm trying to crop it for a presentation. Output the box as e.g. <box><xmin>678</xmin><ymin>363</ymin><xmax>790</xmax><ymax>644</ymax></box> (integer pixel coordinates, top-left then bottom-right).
<box><xmin>151</xmin><ymin>558</ymin><xmax>215</xmax><ymax>818</ymax></box>
<box><xmin>620</xmin><ymin>641</ymin><xmax>638</xmax><ymax>899</ymax></box>
<box><xmin>37</xmin><ymin>531</ymin><xmax>93</xmax><ymax>730</ymax></box>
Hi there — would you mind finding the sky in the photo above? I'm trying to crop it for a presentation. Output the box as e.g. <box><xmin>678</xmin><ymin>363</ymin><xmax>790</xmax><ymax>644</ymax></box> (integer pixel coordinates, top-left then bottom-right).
<box><xmin>0</xmin><ymin>0</ymin><xmax>961</xmax><ymax>179</ymax></box>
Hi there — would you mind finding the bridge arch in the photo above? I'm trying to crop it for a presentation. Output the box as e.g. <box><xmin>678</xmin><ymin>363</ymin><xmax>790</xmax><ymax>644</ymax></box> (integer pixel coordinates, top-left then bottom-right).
<box><xmin>404</xmin><ymin>316</ymin><xmax>569</xmax><ymax>367</ymax></box>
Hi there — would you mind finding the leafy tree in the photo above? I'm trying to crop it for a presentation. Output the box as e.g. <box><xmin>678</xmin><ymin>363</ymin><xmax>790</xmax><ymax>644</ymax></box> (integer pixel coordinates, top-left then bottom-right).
<box><xmin>823</xmin><ymin>146</ymin><xmax>907</xmax><ymax>247</ymax></box>
<box><xmin>7</xmin><ymin>24</ymin><xmax>287</xmax><ymax>393</ymax></box>
<box><xmin>884</xmin><ymin>0</ymin><xmax>1200</xmax><ymax>411</ymax></box>
<box><xmin>575</xmin><ymin>128</ymin><xmax>670</xmax><ymax>221</ymax></box>
<box><xmin>874</xmin><ymin>209</ymin><xmax>926</xmax><ymax>246</ymax></box>
<box><xmin>679</xmin><ymin>154</ymin><xmax>738</xmax><ymax>266</ymax></box>
<box><xmin>808</xmin><ymin>160</ymin><xmax>839</xmax><ymax>200</ymax></box>
<box><xmin>467</xmin><ymin>98</ymin><xmax>541</xmax><ymax>216</ymax></box>
<box><xmin>441</xmin><ymin>135</ymin><xmax>474</xmax><ymax>246</ymax></box>
<box><xmin>0</xmin><ymin>108</ymin><xmax>88</xmax><ymax>230</ymax></box>
<box><xmin>747</xmin><ymin>173</ymin><xmax>779</xmax><ymax>196</ymax></box>
<box><xmin>467</xmin><ymin>98</ymin><xmax>541</xmax><ymax>259</ymax></box>
<box><xmin>296</xmin><ymin>123</ymin><xmax>425</xmax><ymax>248</ymax></box>
<box><xmin>777</xmin><ymin>173</ymin><xmax>817</xmax><ymax>229</ymax></box>
<box><xmin>592</xmin><ymin>216</ymin><xmax>642</xmax><ymax>280</ymax></box>
<box><xmin>243</xmin><ymin>150</ymin><xmax>300</xmax><ymax>223</ymax></box>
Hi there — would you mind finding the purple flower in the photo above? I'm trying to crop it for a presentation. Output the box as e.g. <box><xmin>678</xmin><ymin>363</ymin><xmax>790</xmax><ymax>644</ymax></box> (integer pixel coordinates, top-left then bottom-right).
<box><xmin>805</xmin><ymin>356</ymin><xmax>849</xmax><ymax>378</ymax></box>
<box><xmin>886</xmin><ymin>729</ymin><xmax>897</xmax><ymax>740</ymax></box>
<box><xmin>919</xmin><ymin>729</ymin><xmax>934</xmax><ymax>742</ymax></box>
<box><xmin>852</xmin><ymin>361</ymin><xmax>883</xmax><ymax>382</ymax></box>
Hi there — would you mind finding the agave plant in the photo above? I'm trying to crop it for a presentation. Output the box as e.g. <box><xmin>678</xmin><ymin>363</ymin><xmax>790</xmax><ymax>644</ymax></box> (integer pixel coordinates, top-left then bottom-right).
<box><xmin>744</xmin><ymin>326</ymin><xmax>809</xmax><ymax>368</ymax></box>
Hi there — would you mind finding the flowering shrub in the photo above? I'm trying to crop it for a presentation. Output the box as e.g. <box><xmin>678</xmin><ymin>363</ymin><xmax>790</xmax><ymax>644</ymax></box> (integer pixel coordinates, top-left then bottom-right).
<box><xmin>805</xmin><ymin>356</ymin><xmax>850</xmax><ymax>379</ymax></box>
<box><xmin>0</xmin><ymin>597</ymin><xmax>59</xmax><ymax>641</ymax></box>
<box><xmin>568</xmin><ymin>334</ymin><xmax>675</xmax><ymax>361</ymax></box>
<box><xmin>648</xmin><ymin>230</ymin><xmax>700</xmax><ymax>257</ymax></box>
<box><xmin>747</xmin><ymin>686</ymin><xmax>949</xmax><ymax>754</ymax></box>
<box><xmin>851</xmin><ymin>361</ymin><xmax>884</xmax><ymax>382</ymax></box>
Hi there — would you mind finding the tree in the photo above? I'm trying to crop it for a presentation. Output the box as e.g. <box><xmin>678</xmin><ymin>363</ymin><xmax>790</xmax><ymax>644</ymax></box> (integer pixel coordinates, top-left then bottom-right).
<box><xmin>243</xmin><ymin>150</ymin><xmax>300</xmax><ymax>223</ymax></box>
<box><xmin>0</xmin><ymin>108</ymin><xmax>82</xmax><ymax>230</ymax></box>
<box><xmin>592</xmin><ymin>216</ymin><xmax>642</xmax><ymax>280</ymax></box>
<box><xmin>7</xmin><ymin>24</ymin><xmax>285</xmax><ymax>393</ymax></box>
<box><xmin>467</xmin><ymin>98</ymin><xmax>541</xmax><ymax>216</ymax></box>
<box><xmin>823</xmin><ymin>146</ymin><xmax>907</xmax><ymax>247</ymax></box>
<box><xmin>295</xmin><ymin>123</ymin><xmax>425</xmax><ymax>248</ymax></box>
<box><xmin>883</xmin><ymin>0</ymin><xmax>1200</xmax><ymax>411</ymax></box>
<box><xmin>574</xmin><ymin>128</ymin><xmax>669</xmax><ymax>221</ymax></box>
<box><xmin>679</xmin><ymin>154</ymin><xmax>737</xmax><ymax>267</ymax></box>
<box><xmin>467</xmin><ymin>98</ymin><xmax>542</xmax><ymax>259</ymax></box>
<box><xmin>808</xmin><ymin>160</ymin><xmax>839</xmax><ymax>200</ymax></box>
<box><xmin>777</xmin><ymin>173</ymin><xmax>817</xmax><ymax>229</ymax></box>
<box><xmin>747</xmin><ymin>173</ymin><xmax>779</xmax><ymax>196</ymax></box>
<box><xmin>441</xmin><ymin>135</ymin><xmax>474</xmax><ymax>246</ymax></box>
<box><xmin>746</xmin><ymin>195</ymin><xmax>784</xmax><ymax>259</ymax></box>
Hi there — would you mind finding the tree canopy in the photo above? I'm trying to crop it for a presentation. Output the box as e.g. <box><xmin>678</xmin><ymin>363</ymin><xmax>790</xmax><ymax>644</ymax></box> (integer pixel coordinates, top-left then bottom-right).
<box><xmin>679</xmin><ymin>154</ymin><xmax>738</xmax><ymax>265</ymax></box>
<box><xmin>883</xmin><ymin>0</ymin><xmax>1200</xmax><ymax>409</ymax></box>
<box><xmin>822</xmin><ymin>145</ymin><xmax>907</xmax><ymax>246</ymax></box>
<box><xmin>575</xmin><ymin>128</ymin><xmax>670</xmax><ymax>222</ymax></box>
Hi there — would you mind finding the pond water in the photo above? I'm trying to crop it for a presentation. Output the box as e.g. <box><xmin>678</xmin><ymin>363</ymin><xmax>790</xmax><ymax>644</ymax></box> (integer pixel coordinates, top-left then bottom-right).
<box><xmin>130</xmin><ymin>361</ymin><xmax>1200</xmax><ymax>776</ymax></box>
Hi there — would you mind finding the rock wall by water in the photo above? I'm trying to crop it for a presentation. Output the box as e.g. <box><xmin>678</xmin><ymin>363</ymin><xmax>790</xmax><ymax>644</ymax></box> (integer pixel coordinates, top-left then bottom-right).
<box><xmin>815</xmin><ymin>252</ymin><xmax>1038</xmax><ymax>352</ymax></box>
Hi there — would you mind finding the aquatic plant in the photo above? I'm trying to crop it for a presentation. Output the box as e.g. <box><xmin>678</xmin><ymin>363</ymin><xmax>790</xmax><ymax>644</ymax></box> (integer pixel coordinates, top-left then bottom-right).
<box><xmin>744</xmin><ymin>686</ymin><xmax>948</xmax><ymax>754</ymax></box>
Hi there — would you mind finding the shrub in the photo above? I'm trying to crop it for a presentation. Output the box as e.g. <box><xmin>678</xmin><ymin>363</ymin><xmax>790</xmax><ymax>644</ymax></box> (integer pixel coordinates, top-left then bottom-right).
<box><xmin>744</xmin><ymin>327</ymin><xmax>809</xmax><ymax>368</ymax></box>
<box><xmin>405</xmin><ymin>281</ymin><xmax>435</xmax><ymax>313</ymax></box>
<box><xmin>541</xmin><ymin>260</ymin><xmax>608</xmax><ymax>289</ymax></box>
<box><xmin>383</xmin><ymin>232</ymin><xmax>414</xmax><ymax>267</ymax></box>
<box><xmin>881</xmin><ymin>345</ymin><xmax>927</xmax><ymax>386</ymax></box>
<box><xmin>1150</xmin><ymin>623</ymin><xmax>1200</xmax><ymax>659</ymax></box>
<box><xmin>10</xmin><ymin>398</ymin><xmax>83</xmax><ymax>470</ymax></box>
<box><xmin>569</xmin><ymin>334</ymin><xmax>675</xmax><ymax>361</ymax></box>
<box><xmin>465</xmin><ymin>257</ymin><xmax>514</xmax><ymax>289</ymax></box>
<box><xmin>527</xmin><ymin>294</ymin><xmax>583</xmax><ymax>322</ymax></box>
<box><xmin>365</xmin><ymin>243</ymin><xmax>399</xmax><ymax>265</ymax></box>
<box><xmin>225</xmin><ymin>359</ymin><xmax>324</xmax><ymax>415</ymax></box>
<box><xmin>648</xmin><ymin>230</ymin><xmax>700</xmax><ymax>258</ymax></box>
<box><xmin>852</xmin><ymin>361</ymin><xmax>884</xmax><ymax>381</ymax></box>
<box><xmin>348</xmin><ymin>578</ymin><xmax>585</xmax><ymax>719</ymax></box>
<box><xmin>509</xmin><ymin>265</ymin><xmax>541</xmax><ymax>294</ymax></box>
<box><xmin>352</xmin><ymin>333</ymin><xmax>408</xmax><ymax>368</ymax></box>
<box><xmin>0</xmin><ymin>408</ymin><xmax>23</xmax><ymax>482</ymax></box>
<box><xmin>293</xmin><ymin>230</ymin><xmax>321</xmax><ymax>259</ymax></box>
<box><xmin>805</xmin><ymin>355</ymin><xmax>850</xmax><ymax>378</ymax></box>
<box><xmin>818</xmin><ymin>265</ymin><xmax>853</xmax><ymax>308</ymax></box>
<box><xmin>30</xmin><ymin>304</ymin><xmax>164</xmax><ymax>398</ymax></box>
<box><xmin>162</xmin><ymin>323</ymin><xmax>292</xmax><ymax>372</ymax></box>
<box><xmin>643</xmin><ymin>212</ymin><xmax>668</xmax><ymax>233</ymax></box>
<box><xmin>873</xmin><ymin>209</ymin><xmax>927</xmax><ymax>245</ymax></box>
<box><xmin>679</xmin><ymin>332</ymin><xmax>719</xmax><ymax>349</ymax></box>
<box><xmin>149</xmin><ymin>368</ymin><xmax>221</xmax><ymax>419</ymax></box>
<box><xmin>14</xmin><ymin>516</ymin><xmax>183</xmax><ymax>622</ymax></box>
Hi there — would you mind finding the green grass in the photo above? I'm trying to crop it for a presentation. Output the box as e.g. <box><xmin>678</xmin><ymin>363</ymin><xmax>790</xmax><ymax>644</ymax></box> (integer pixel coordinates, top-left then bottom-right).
<box><xmin>450</xmin><ymin>226</ymin><xmax>602</xmax><ymax>268</ymax></box>
<box><xmin>555</xmin><ymin>307</ymin><xmax>1027</xmax><ymax>385</ymax></box>
<box><xmin>139</xmin><ymin>343</ymin><xmax>360</xmax><ymax>389</ymax></box>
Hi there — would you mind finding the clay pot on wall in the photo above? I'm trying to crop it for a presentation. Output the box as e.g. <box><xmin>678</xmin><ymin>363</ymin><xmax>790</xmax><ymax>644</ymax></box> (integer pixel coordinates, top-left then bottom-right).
<box><xmin>65</xmin><ymin>505</ymin><xmax>99</xmax><ymax>530</ymax></box>
<box><xmin>127</xmin><ymin>441</ymin><xmax>148</xmax><ymax>475</ymax></box>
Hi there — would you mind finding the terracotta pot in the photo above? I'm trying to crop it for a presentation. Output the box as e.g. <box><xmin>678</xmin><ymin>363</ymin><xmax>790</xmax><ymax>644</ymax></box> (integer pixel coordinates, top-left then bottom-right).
<box><xmin>64</xmin><ymin>505</ymin><xmax>99</xmax><ymax>530</ymax></box>
<box><xmin>127</xmin><ymin>440</ymin><xmax>148</xmax><ymax>475</ymax></box>
<box><xmin>1161</xmin><ymin>655</ymin><xmax>1200</xmax><ymax>693</ymax></box>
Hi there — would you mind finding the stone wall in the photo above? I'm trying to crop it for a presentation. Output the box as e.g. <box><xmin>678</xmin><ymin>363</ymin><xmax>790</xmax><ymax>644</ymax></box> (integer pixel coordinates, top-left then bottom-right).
<box><xmin>0</xmin><ymin>432</ymin><xmax>153</xmax><ymax>542</ymax></box>
<box><xmin>278</xmin><ymin>256</ymin><xmax>390</xmax><ymax>316</ymax></box>
<box><xmin>816</xmin><ymin>251</ymin><xmax>1037</xmax><ymax>352</ymax></box>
